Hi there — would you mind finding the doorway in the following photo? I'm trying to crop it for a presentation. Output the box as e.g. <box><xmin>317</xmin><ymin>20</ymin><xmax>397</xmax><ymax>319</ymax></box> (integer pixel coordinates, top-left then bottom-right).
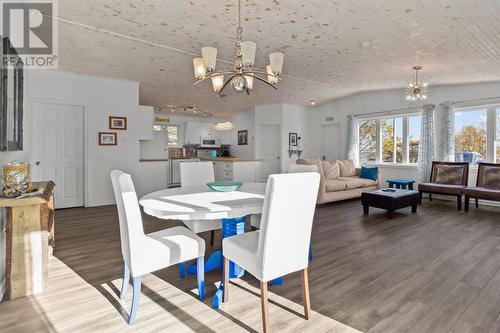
<box><xmin>257</xmin><ymin>124</ymin><xmax>281</xmax><ymax>181</ymax></box>
<box><xmin>31</xmin><ymin>101</ymin><xmax>85</xmax><ymax>208</ymax></box>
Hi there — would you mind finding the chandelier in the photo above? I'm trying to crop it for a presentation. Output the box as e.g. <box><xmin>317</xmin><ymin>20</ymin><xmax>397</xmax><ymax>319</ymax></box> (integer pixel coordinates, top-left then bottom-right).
<box><xmin>192</xmin><ymin>0</ymin><xmax>284</xmax><ymax>96</ymax></box>
<box><xmin>406</xmin><ymin>66</ymin><xmax>428</xmax><ymax>101</ymax></box>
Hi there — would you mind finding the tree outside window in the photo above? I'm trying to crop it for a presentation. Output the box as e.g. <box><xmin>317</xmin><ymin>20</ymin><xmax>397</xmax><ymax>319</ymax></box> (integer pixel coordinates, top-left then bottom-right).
<box><xmin>454</xmin><ymin>109</ymin><xmax>487</xmax><ymax>164</ymax></box>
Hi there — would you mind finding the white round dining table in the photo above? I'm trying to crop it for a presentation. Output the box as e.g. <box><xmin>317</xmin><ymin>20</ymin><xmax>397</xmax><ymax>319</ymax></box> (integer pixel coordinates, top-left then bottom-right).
<box><xmin>139</xmin><ymin>182</ymin><xmax>266</xmax><ymax>221</ymax></box>
<box><xmin>139</xmin><ymin>182</ymin><xmax>266</xmax><ymax>308</ymax></box>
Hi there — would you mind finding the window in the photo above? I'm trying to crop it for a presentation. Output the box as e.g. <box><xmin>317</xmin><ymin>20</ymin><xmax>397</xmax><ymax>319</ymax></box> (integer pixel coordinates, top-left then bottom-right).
<box><xmin>408</xmin><ymin>115</ymin><xmax>421</xmax><ymax>163</ymax></box>
<box><xmin>381</xmin><ymin>118</ymin><xmax>394</xmax><ymax>162</ymax></box>
<box><xmin>497</xmin><ymin>108</ymin><xmax>500</xmax><ymax>163</ymax></box>
<box><xmin>454</xmin><ymin>108</ymin><xmax>487</xmax><ymax>165</ymax></box>
<box><xmin>166</xmin><ymin>125</ymin><xmax>179</xmax><ymax>146</ymax></box>
<box><xmin>153</xmin><ymin>124</ymin><xmax>179</xmax><ymax>146</ymax></box>
<box><xmin>358</xmin><ymin>120</ymin><xmax>376</xmax><ymax>163</ymax></box>
<box><xmin>357</xmin><ymin>114</ymin><xmax>421</xmax><ymax>165</ymax></box>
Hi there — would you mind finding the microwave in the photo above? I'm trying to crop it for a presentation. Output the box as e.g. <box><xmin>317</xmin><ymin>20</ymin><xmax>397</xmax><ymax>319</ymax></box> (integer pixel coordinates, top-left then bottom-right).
<box><xmin>200</xmin><ymin>137</ymin><xmax>220</xmax><ymax>147</ymax></box>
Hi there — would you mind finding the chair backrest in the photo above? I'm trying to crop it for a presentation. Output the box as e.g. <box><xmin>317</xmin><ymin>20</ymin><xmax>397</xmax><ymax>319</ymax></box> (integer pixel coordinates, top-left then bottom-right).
<box><xmin>257</xmin><ymin>173</ymin><xmax>320</xmax><ymax>281</ymax></box>
<box><xmin>110</xmin><ymin>170</ymin><xmax>146</xmax><ymax>271</ymax></box>
<box><xmin>180</xmin><ymin>161</ymin><xmax>215</xmax><ymax>187</ymax></box>
<box><xmin>430</xmin><ymin>161</ymin><xmax>469</xmax><ymax>185</ymax></box>
<box><xmin>476</xmin><ymin>163</ymin><xmax>500</xmax><ymax>188</ymax></box>
<box><xmin>288</xmin><ymin>164</ymin><xmax>318</xmax><ymax>174</ymax></box>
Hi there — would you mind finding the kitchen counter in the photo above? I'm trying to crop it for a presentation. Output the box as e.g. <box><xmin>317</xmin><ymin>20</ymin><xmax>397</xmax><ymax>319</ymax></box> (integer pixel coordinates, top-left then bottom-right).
<box><xmin>199</xmin><ymin>157</ymin><xmax>260</xmax><ymax>162</ymax></box>
<box><xmin>139</xmin><ymin>159</ymin><xmax>169</xmax><ymax>162</ymax></box>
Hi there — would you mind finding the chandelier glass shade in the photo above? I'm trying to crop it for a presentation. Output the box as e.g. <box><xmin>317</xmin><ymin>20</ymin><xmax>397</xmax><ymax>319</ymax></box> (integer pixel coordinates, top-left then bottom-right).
<box><xmin>406</xmin><ymin>66</ymin><xmax>429</xmax><ymax>102</ymax></box>
<box><xmin>192</xmin><ymin>0</ymin><xmax>284</xmax><ymax>96</ymax></box>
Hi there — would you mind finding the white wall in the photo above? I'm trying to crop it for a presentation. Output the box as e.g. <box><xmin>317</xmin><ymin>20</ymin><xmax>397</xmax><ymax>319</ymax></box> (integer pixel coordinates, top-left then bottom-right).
<box><xmin>230</xmin><ymin>107</ymin><xmax>256</xmax><ymax>159</ymax></box>
<box><xmin>308</xmin><ymin>80</ymin><xmax>500</xmax><ymax>184</ymax></box>
<box><xmin>0</xmin><ymin>70</ymin><xmax>141</xmax><ymax>207</ymax></box>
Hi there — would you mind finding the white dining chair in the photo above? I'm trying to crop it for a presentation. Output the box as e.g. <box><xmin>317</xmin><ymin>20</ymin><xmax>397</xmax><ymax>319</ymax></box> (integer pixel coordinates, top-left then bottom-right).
<box><xmin>180</xmin><ymin>161</ymin><xmax>222</xmax><ymax>247</ymax></box>
<box><xmin>250</xmin><ymin>164</ymin><xmax>319</xmax><ymax>229</ymax></box>
<box><xmin>110</xmin><ymin>170</ymin><xmax>205</xmax><ymax>325</ymax></box>
<box><xmin>222</xmin><ymin>173</ymin><xmax>321</xmax><ymax>332</ymax></box>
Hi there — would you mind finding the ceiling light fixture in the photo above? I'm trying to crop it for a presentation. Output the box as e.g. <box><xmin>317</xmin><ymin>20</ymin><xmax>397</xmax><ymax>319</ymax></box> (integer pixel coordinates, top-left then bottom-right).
<box><xmin>214</xmin><ymin>95</ymin><xmax>234</xmax><ymax>131</ymax></box>
<box><xmin>309</xmin><ymin>99</ymin><xmax>318</xmax><ymax>106</ymax></box>
<box><xmin>159</xmin><ymin>106</ymin><xmax>213</xmax><ymax>118</ymax></box>
<box><xmin>406</xmin><ymin>66</ymin><xmax>429</xmax><ymax>102</ymax></box>
<box><xmin>192</xmin><ymin>0</ymin><xmax>284</xmax><ymax>96</ymax></box>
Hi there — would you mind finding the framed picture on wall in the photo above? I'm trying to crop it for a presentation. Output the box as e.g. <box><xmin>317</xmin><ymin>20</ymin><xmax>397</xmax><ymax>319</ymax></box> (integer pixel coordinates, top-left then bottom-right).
<box><xmin>109</xmin><ymin>116</ymin><xmax>127</xmax><ymax>130</ymax></box>
<box><xmin>238</xmin><ymin>130</ymin><xmax>248</xmax><ymax>145</ymax></box>
<box><xmin>289</xmin><ymin>132</ymin><xmax>298</xmax><ymax>146</ymax></box>
<box><xmin>98</xmin><ymin>132</ymin><xmax>117</xmax><ymax>145</ymax></box>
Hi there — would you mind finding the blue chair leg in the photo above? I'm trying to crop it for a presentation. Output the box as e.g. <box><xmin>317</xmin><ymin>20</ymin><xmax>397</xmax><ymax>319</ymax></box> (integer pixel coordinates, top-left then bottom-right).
<box><xmin>179</xmin><ymin>262</ymin><xmax>186</xmax><ymax>279</ymax></box>
<box><xmin>120</xmin><ymin>263</ymin><xmax>130</xmax><ymax>299</ymax></box>
<box><xmin>197</xmin><ymin>256</ymin><xmax>205</xmax><ymax>300</ymax></box>
<box><xmin>128</xmin><ymin>277</ymin><xmax>141</xmax><ymax>325</ymax></box>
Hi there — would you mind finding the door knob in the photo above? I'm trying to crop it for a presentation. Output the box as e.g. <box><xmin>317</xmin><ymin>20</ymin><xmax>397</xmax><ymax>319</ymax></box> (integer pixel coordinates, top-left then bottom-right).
<box><xmin>35</xmin><ymin>161</ymin><xmax>41</xmax><ymax>165</ymax></box>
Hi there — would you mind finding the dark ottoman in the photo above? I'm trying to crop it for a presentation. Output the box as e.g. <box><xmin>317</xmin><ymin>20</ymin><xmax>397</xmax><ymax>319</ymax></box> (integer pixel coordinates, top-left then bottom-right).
<box><xmin>361</xmin><ymin>189</ymin><xmax>420</xmax><ymax>219</ymax></box>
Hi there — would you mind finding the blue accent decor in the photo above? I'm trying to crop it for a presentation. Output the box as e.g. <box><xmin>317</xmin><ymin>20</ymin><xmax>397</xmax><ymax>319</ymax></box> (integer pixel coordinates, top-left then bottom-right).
<box><xmin>309</xmin><ymin>244</ymin><xmax>313</xmax><ymax>261</ymax></box>
<box><xmin>211</xmin><ymin>150</ymin><xmax>218</xmax><ymax>159</ymax></box>
<box><xmin>387</xmin><ymin>179</ymin><xmax>415</xmax><ymax>190</ymax></box>
<box><xmin>197</xmin><ymin>256</ymin><xmax>205</xmax><ymax>300</ymax></box>
<box><xmin>207</xmin><ymin>181</ymin><xmax>243</xmax><ymax>192</ymax></box>
<box><xmin>179</xmin><ymin>262</ymin><xmax>186</xmax><ymax>279</ymax></box>
<box><xmin>128</xmin><ymin>277</ymin><xmax>141</xmax><ymax>325</ymax></box>
<box><xmin>270</xmin><ymin>277</ymin><xmax>284</xmax><ymax>285</ymax></box>
<box><xmin>360</xmin><ymin>167</ymin><xmax>378</xmax><ymax>181</ymax></box>
<box><xmin>120</xmin><ymin>263</ymin><xmax>130</xmax><ymax>299</ymax></box>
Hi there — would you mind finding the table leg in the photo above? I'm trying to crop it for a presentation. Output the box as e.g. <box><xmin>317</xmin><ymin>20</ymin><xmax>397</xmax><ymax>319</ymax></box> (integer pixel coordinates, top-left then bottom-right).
<box><xmin>188</xmin><ymin>217</ymin><xmax>246</xmax><ymax>278</ymax></box>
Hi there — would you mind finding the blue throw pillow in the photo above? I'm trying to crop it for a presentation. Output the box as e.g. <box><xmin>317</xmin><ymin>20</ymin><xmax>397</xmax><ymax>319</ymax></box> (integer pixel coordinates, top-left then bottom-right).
<box><xmin>360</xmin><ymin>167</ymin><xmax>378</xmax><ymax>181</ymax></box>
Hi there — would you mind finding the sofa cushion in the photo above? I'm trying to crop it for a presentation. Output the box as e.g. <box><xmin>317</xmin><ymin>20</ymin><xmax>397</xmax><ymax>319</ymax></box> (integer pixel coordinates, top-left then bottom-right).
<box><xmin>297</xmin><ymin>158</ymin><xmax>324</xmax><ymax>177</ymax></box>
<box><xmin>418</xmin><ymin>183</ymin><xmax>465</xmax><ymax>195</ymax></box>
<box><xmin>464</xmin><ymin>187</ymin><xmax>500</xmax><ymax>201</ymax></box>
<box><xmin>338</xmin><ymin>160</ymin><xmax>356</xmax><ymax>177</ymax></box>
<box><xmin>435</xmin><ymin>165</ymin><xmax>465</xmax><ymax>185</ymax></box>
<box><xmin>325</xmin><ymin>179</ymin><xmax>347</xmax><ymax>192</ymax></box>
<box><xmin>322</xmin><ymin>160</ymin><xmax>340</xmax><ymax>179</ymax></box>
<box><xmin>360</xmin><ymin>167</ymin><xmax>378</xmax><ymax>181</ymax></box>
<box><xmin>482</xmin><ymin>167</ymin><xmax>500</xmax><ymax>189</ymax></box>
<box><xmin>339</xmin><ymin>176</ymin><xmax>377</xmax><ymax>189</ymax></box>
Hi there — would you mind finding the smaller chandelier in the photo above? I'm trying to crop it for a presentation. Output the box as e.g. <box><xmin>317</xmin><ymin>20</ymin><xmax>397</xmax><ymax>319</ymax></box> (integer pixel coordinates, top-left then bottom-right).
<box><xmin>406</xmin><ymin>66</ymin><xmax>428</xmax><ymax>102</ymax></box>
<box><xmin>192</xmin><ymin>0</ymin><xmax>284</xmax><ymax>96</ymax></box>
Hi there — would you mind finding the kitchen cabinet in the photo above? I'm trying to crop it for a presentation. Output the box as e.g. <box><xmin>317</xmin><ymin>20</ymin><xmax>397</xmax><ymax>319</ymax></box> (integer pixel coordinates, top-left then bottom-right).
<box><xmin>185</xmin><ymin>121</ymin><xmax>217</xmax><ymax>144</ymax></box>
<box><xmin>138</xmin><ymin>105</ymin><xmax>155</xmax><ymax>140</ymax></box>
<box><xmin>213</xmin><ymin>161</ymin><xmax>260</xmax><ymax>182</ymax></box>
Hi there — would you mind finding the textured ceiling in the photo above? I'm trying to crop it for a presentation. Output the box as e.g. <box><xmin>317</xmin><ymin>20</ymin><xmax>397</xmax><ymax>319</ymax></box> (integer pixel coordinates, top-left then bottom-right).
<box><xmin>56</xmin><ymin>0</ymin><xmax>500</xmax><ymax>116</ymax></box>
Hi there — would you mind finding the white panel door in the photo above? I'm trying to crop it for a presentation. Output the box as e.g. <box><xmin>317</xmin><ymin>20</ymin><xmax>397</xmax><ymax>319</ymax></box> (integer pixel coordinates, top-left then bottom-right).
<box><xmin>258</xmin><ymin>125</ymin><xmax>280</xmax><ymax>181</ymax></box>
<box><xmin>321</xmin><ymin>124</ymin><xmax>341</xmax><ymax>161</ymax></box>
<box><xmin>31</xmin><ymin>101</ymin><xmax>84</xmax><ymax>208</ymax></box>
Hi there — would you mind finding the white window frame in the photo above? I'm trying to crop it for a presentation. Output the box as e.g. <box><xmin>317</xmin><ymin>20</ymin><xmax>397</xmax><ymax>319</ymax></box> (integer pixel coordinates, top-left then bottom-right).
<box><xmin>357</xmin><ymin>112</ymin><xmax>421</xmax><ymax>166</ymax></box>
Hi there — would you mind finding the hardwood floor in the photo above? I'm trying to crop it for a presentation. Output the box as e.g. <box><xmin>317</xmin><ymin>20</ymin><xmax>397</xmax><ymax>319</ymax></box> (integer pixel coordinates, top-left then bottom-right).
<box><xmin>2</xmin><ymin>199</ymin><xmax>500</xmax><ymax>332</ymax></box>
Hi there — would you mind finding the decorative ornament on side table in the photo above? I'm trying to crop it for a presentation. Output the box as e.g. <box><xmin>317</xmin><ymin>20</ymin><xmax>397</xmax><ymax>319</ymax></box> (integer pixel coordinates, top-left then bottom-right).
<box><xmin>192</xmin><ymin>0</ymin><xmax>284</xmax><ymax>96</ymax></box>
<box><xmin>2</xmin><ymin>161</ymin><xmax>32</xmax><ymax>198</ymax></box>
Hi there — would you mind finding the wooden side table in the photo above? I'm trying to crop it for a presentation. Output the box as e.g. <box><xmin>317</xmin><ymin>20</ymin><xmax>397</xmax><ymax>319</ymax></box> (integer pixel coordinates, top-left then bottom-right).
<box><xmin>387</xmin><ymin>179</ymin><xmax>416</xmax><ymax>190</ymax></box>
<box><xmin>0</xmin><ymin>181</ymin><xmax>55</xmax><ymax>301</ymax></box>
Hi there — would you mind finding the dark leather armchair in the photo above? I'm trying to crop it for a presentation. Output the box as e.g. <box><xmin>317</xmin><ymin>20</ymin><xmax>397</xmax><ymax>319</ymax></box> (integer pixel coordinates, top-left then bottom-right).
<box><xmin>464</xmin><ymin>163</ymin><xmax>500</xmax><ymax>211</ymax></box>
<box><xmin>418</xmin><ymin>161</ymin><xmax>469</xmax><ymax>210</ymax></box>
